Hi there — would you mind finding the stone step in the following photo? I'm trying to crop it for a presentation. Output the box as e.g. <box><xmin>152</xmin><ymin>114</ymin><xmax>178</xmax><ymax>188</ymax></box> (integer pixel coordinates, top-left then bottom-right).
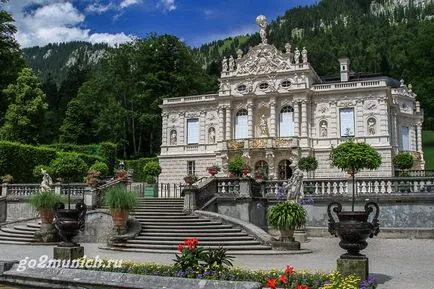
<box><xmin>26</xmin><ymin>223</ymin><xmax>41</xmax><ymax>229</ymax></box>
<box><xmin>0</xmin><ymin>240</ymin><xmax>30</xmax><ymax>245</ymax></box>
<box><xmin>140</xmin><ymin>227</ymin><xmax>242</xmax><ymax>234</ymax></box>
<box><xmin>132</xmin><ymin>216</ymin><xmax>204</xmax><ymax>222</ymax></box>
<box><xmin>131</xmin><ymin>212</ymin><xmax>188</xmax><ymax>217</ymax></box>
<box><xmin>138</xmin><ymin>222</ymin><xmax>222</xmax><ymax>227</ymax></box>
<box><xmin>1</xmin><ymin>228</ymin><xmax>35</xmax><ymax>236</ymax></box>
<box><xmin>111</xmin><ymin>243</ymin><xmax>271</xmax><ymax>251</ymax></box>
<box><xmin>125</xmin><ymin>239</ymin><xmax>262</xmax><ymax>246</ymax></box>
<box><xmin>139</xmin><ymin>231</ymin><xmax>248</xmax><ymax>237</ymax></box>
<box><xmin>132</xmin><ymin>209</ymin><xmax>183</xmax><ymax>213</ymax></box>
<box><xmin>0</xmin><ymin>234</ymin><xmax>34</xmax><ymax>242</ymax></box>
<box><xmin>134</xmin><ymin>235</ymin><xmax>255</xmax><ymax>241</ymax></box>
<box><xmin>13</xmin><ymin>225</ymin><xmax>39</xmax><ymax>232</ymax></box>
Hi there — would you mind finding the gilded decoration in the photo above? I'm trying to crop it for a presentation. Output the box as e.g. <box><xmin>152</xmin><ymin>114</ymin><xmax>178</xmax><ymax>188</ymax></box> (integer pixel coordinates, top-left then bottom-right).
<box><xmin>273</xmin><ymin>138</ymin><xmax>292</xmax><ymax>148</ymax></box>
<box><xmin>227</xmin><ymin>141</ymin><xmax>244</xmax><ymax>150</ymax></box>
<box><xmin>249</xmin><ymin>138</ymin><xmax>266</xmax><ymax>149</ymax></box>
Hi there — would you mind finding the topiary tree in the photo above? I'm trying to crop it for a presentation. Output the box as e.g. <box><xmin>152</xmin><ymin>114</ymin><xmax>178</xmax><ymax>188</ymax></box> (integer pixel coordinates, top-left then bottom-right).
<box><xmin>298</xmin><ymin>155</ymin><xmax>318</xmax><ymax>177</ymax></box>
<box><xmin>143</xmin><ymin>161</ymin><xmax>161</xmax><ymax>179</ymax></box>
<box><xmin>50</xmin><ymin>153</ymin><xmax>88</xmax><ymax>182</ymax></box>
<box><xmin>392</xmin><ymin>152</ymin><xmax>414</xmax><ymax>176</ymax></box>
<box><xmin>89</xmin><ymin>161</ymin><xmax>109</xmax><ymax>176</ymax></box>
<box><xmin>227</xmin><ymin>155</ymin><xmax>245</xmax><ymax>177</ymax></box>
<box><xmin>330</xmin><ymin>140</ymin><xmax>382</xmax><ymax>211</ymax></box>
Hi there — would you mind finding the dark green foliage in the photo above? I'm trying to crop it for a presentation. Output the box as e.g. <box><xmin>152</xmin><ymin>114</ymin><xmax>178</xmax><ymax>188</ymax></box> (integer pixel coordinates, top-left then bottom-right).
<box><xmin>103</xmin><ymin>187</ymin><xmax>139</xmax><ymax>211</ymax></box>
<box><xmin>330</xmin><ymin>140</ymin><xmax>382</xmax><ymax>174</ymax></box>
<box><xmin>298</xmin><ymin>156</ymin><xmax>319</xmax><ymax>173</ymax></box>
<box><xmin>202</xmin><ymin>247</ymin><xmax>234</xmax><ymax>271</ymax></box>
<box><xmin>89</xmin><ymin>161</ymin><xmax>109</xmax><ymax>176</ymax></box>
<box><xmin>49</xmin><ymin>153</ymin><xmax>88</xmax><ymax>182</ymax></box>
<box><xmin>32</xmin><ymin>165</ymin><xmax>53</xmax><ymax>179</ymax></box>
<box><xmin>267</xmin><ymin>201</ymin><xmax>307</xmax><ymax>229</ymax></box>
<box><xmin>227</xmin><ymin>155</ymin><xmax>245</xmax><ymax>177</ymax></box>
<box><xmin>0</xmin><ymin>141</ymin><xmax>57</xmax><ymax>182</ymax></box>
<box><xmin>143</xmin><ymin>161</ymin><xmax>161</xmax><ymax>178</ymax></box>
<box><xmin>125</xmin><ymin>157</ymin><xmax>159</xmax><ymax>182</ymax></box>
<box><xmin>28</xmin><ymin>191</ymin><xmax>64</xmax><ymax>210</ymax></box>
<box><xmin>393</xmin><ymin>152</ymin><xmax>414</xmax><ymax>172</ymax></box>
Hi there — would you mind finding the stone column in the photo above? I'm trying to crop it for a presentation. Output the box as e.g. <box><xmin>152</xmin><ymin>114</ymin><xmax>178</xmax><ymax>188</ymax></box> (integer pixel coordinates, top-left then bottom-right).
<box><xmin>270</xmin><ymin>98</ymin><xmax>276</xmax><ymax>137</ymax></box>
<box><xmin>199</xmin><ymin>111</ymin><xmax>206</xmax><ymax>144</ymax></box>
<box><xmin>247</xmin><ymin>102</ymin><xmax>253</xmax><ymax>138</ymax></box>
<box><xmin>225</xmin><ymin>106</ymin><xmax>231</xmax><ymax>140</ymax></box>
<box><xmin>394</xmin><ymin>112</ymin><xmax>399</xmax><ymax>149</ymax></box>
<box><xmin>417</xmin><ymin>122</ymin><xmax>423</xmax><ymax>153</ymax></box>
<box><xmin>356</xmin><ymin>101</ymin><xmax>364</xmax><ymax>136</ymax></box>
<box><xmin>218</xmin><ymin>106</ymin><xmax>225</xmax><ymax>141</ymax></box>
<box><xmin>301</xmin><ymin>100</ymin><xmax>307</xmax><ymax>137</ymax></box>
<box><xmin>179</xmin><ymin>112</ymin><xmax>185</xmax><ymax>145</ymax></box>
<box><xmin>161</xmin><ymin>113</ymin><xmax>168</xmax><ymax>146</ymax></box>
<box><xmin>330</xmin><ymin>101</ymin><xmax>338</xmax><ymax>137</ymax></box>
<box><xmin>294</xmin><ymin>101</ymin><xmax>300</xmax><ymax>137</ymax></box>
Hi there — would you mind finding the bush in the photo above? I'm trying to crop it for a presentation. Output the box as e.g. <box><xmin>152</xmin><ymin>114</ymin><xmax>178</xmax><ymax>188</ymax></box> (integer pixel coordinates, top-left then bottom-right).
<box><xmin>228</xmin><ymin>155</ymin><xmax>245</xmax><ymax>177</ymax></box>
<box><xmin>32</xmin><ymin>165</ymin><xmax>53</xmax><ymax>179</ymax></box>
<box><xmin>1</xmin><ymin>174</ymin><xmax>13</xmax><ymax>183</ymax></box>
<box><xmin>125</xmin><ymin>157</ymin><xmax>158</xmax><ymax>182</ymax></box>
<box><xmin>393</xmin><ymin>152</ymin><xmax>414</xmax><ymax>173</ymax></box>
<box><xmin>145</xmin><ymin>175</ymin><xmax>156</xmax><ymax>184</ymax></box>
<box><xmin>50</xmin><ymin>153</ymin><xmax>88</xmax><ymax>182</ymax></box>
<box><xmin>143</xmin><ymin>161</ymin><xmax>161</xmax><ymax>178</ymax></box>
<box><xmin>90</xmin><ymin>161</ymin><xmax>109</xmax><ymax>176</ymax></box>
<box><xmin>104</xmin><ymin>187</ymin><xmax>139</xmax><ymax>211</ymax></box>
<box><xmin>267</xmin><ymin>201</ymin><xmax>306</xmax><ymax>229</ymax></box>
<box><xmin>298</xmin><ymin>156</ymin><xmax>318</xmax><ymax>173</ymax></box>
<box><xmin>28</xmin><ymin>191</ymin><xmax>64</xmax><ymax>210</ymax></box>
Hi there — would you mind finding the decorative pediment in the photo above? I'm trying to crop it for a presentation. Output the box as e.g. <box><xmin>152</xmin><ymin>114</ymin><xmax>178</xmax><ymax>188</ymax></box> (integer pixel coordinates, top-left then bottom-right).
<box><xmin>236</xmin><ymin>44</ymin><xmax>291</xmax><ymax>76</ymax></box>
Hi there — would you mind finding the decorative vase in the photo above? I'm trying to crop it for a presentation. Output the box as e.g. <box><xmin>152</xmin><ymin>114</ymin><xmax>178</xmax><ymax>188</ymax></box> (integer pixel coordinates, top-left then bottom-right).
<box><xmin>39</xmin><ymin>209</ymin><xmax>54</xmax><ymax>224</ymax></box>
<box><xmin>184</xmin><ymin>176</ymin><xmax>195</xmax><ymax>185</ymax></box>
<box><xmin>279</xmin><ymin>228</ymin><xmax>295</xmax><ymax>239</ymax></box>
<box><xmin>327</xmin><ymin>202</ymin><xmax>379</xmax><ymax>259</ymax></box>
<box><xmin>53</xmin><ymin>202</ymin><xmax>87</xmax><ymax>247</ymax></box>
<box><xmin>111</xmin><ymin>210</ymin><xmax>129</xmax><ymax>228</ymax></box>
<box><xmin>208</xmin><ymin>168</ymin><xmax>217</xmax><ymax>176</ymax></box>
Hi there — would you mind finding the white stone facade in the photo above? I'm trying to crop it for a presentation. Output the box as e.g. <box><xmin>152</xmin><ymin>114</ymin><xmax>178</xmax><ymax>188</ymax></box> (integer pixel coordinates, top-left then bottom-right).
<box><xmin>158</xmin><ymin>15</ymin><xmax>424</xmax><ymax>189</ymax></box>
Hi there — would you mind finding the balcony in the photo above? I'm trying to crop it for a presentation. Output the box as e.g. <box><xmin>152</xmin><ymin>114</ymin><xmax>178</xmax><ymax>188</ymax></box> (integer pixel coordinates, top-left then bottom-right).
<box><xmin>226</xmin><ymin>137</ymin><xmax>298</xmax><ymax>150</ymax></box>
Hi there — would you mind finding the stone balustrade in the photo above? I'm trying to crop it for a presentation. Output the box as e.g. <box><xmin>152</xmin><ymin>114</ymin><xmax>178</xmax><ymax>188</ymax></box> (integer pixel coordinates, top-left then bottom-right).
<box><xmin>1</xmin><ymin>183</ymin><xmax>88</xmax><ymax>200</ymax></box>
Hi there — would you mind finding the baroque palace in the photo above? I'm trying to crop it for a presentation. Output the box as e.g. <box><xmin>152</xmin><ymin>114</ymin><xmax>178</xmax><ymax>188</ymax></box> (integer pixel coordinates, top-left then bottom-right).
<box><xmin>158</xmin><ymin>15</ymin><xmax>424</xmax><ymax>188</ymax></box>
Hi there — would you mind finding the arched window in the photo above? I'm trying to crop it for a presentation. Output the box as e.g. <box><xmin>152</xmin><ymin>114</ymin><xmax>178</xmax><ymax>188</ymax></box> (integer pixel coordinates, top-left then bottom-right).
<box><xmin>279</xmin><ymin>106</ymin><xmax>295</xmax><ymax>137</ymax></box>
<box><xmin>255</xmin><ymin>160</ymin><xmax>269</xmax><ymax>177</ymax></box>
<box><xmin>278</xmin><ymin>160</ymin><xmax>292</xmax><ymax>180</ymax></box>
<box><xmin>235</xmin><ymin>109</ymin><xmax>248</xmax><ymax>139</ymax></box>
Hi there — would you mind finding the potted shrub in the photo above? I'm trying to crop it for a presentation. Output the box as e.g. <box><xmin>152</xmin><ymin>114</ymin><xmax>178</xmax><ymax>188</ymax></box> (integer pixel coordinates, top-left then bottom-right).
<box><xmin>28</xmin><ymin>191</ymin><xmax>64</xmax><ymax>224</ymax></box>
<box><xmin>184</xmin><ymin>174</ymin><xmax>198</xmax><ymax>185</ymax></box>
<box><xmin>104</xmin><ymin>187</ymin><xmax>139</xmax><ymax>233</ymax></box>
<box><xmin>228</xmin><ymin>156</ymin><xmax>245</xmax><ymax>177</ymax></box>
<box><xmin>298</xmin><ymin>156</ymin><xmax>318</xmax><ymax>194</ymax></box>
<box><xmin>328</xmin><ymin>140</ymin><xmax>382</xmax><ymax>258</ymax></box>
<box><xmin>393</xmin><ymin>152</ymin><xmax>414</xmax><ymax>192</ymax></box>
<box><xmin>1</xmin><ymin>174</ymin><xmax>13</xmax><ymax>184</ymax></box>
<box><xmin>267</xmin><ymin>201</ymin><xmax>306</xmax><ymax>240</ymax></box>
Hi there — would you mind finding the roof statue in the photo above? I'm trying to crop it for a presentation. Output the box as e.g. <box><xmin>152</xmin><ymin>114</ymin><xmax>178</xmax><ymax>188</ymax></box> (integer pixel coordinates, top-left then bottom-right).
<box><xmin>256</xmin><ymin>15</ymin><xmax>268</xmax><ymax>44</ymax></box>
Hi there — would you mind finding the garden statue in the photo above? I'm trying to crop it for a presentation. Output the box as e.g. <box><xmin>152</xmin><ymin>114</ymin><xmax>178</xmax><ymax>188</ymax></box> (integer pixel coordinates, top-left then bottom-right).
<box><xmin>228</xmin><ymin>55</ymin><xmax>235</xmax><ymax>71</ymax></box>
<box><xmin>284</xmin><ymin>167</ymin><xmax>304</xmax><ymax>203</ymax></box>
<box><xmin>302</xmin><ymin>47</ymin><xmax>308</xmax><ymax>63</ymax></box>
<box><xmin>40</xmin><ymin>169</ymin><xmax>53</xmax><ymax>192</ymax></box>
<box><xmin>294</xmin><ymin>48</ymin><xmax>301</xmax><ymax>63</ymax></box>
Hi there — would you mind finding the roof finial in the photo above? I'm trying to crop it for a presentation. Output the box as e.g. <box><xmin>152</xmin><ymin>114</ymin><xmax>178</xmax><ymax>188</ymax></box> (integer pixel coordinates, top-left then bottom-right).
<box><xmin>256</xmin><ymin>15</ymin><xmax>268</xmax><ymax>44</ymax></box>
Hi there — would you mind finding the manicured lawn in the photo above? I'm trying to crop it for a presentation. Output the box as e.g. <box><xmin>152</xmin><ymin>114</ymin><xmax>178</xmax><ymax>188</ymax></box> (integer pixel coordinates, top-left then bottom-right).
<box><xmin>423</xmin><ymin>131</ymin><xmax>434</xmax><ymax>170</ymax></box>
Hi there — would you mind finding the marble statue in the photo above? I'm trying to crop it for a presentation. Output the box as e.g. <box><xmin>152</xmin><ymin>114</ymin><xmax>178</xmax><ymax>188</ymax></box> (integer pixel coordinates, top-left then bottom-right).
<box><xmin>302</xmin><ymin>47</ymin><xmax>308</xmax><ymax>63</ymax></box>
<box><xmin>256</xmin><ymin>15</ymin><xmax>268</xmax><ymax>44</ymax></box>
<box><xmin>259</xmin><ymin>114</ymin><xmax>268</xmax><ymax>136</ymax></box>
<box><xmin>368</xmin><ymin>119</ymin><xmax>376</xmax><ymax>135</ymax></box>
<box><xmin>228</xmin><ymin>55</ymin><xmax>235</xmax><ymax>71</ymax></box>
<box><xmin>237</xmin><ymin>49</ymin><xmax>243</xmax><ymax>59</ymax></box>
<box><xmin>285</xmin><ymin>42</ymin><xmax>292</xmax><ymax>54</ymax></box>
<box><xmin>40</xmin><ymin>169</ymin><xmax>53</xmax><ymax>192</ymax></box>
<box><xmin>294</xmin><ymin>47</ymin><xmax>300</xmax><ymax>64</ymax></box>
<box><xmin>320</xmin><ymin>121</ymin><xmax>328</xmax><ymax>137</ymax></box>
<box><xmin>208</xmin><ymin>127</ymin><xmax>215</xmax><ymax>143</ymax></box>
<box><xmin>284</xmin><ymin>167</ymin><xmax>304</xmax><ymax>203</ymax></box>
<box><xmin>222</xmin><ymin>57</ymin><xmax>228</xmax><ymax>71</ymax></box>
<box><xmin>170</xmin><ymin>130</ymin><xmax>177</xmax><ymax>145</ymax></box>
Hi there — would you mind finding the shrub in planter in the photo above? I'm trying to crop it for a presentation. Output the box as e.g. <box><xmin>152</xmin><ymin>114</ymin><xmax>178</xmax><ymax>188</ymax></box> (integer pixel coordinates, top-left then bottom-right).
<box><xmin>393</xmin><ymin>152</ymin><xmax>414</xmax><ymax>176</ymax></box>
<box><xmin>104</xmin><ymin>187</ymin><xmax>139</xmax><ymax>230</ymax></box>
<box><xmin>267</xmin><ymin>201</ymin><xmax>306</xmax><ymax>238</ymax></box>
<box><xmin>89</xmin><ymin>161</ymin><xmax>109</xmax><ymax>176</ymax></box>
<box><xmin>298</xmin><ymin>156</ymin><xmax>318</xmax><ymax>193</ymax></box>
<box><xmin>50</xmin><ymin>153</ymin><xmax>88</xmax><ymax>182</ymax></box>
<box><xmin>1</xmin><ymin>174</ymin><xmax>13</xmax><ymax>184</ymax></box>
<box><xmin>228</xmin><ymin>155</ymin><xmax>245</xmax><ymax>177</ymax></box>
<box><xmin>28</xmin><ymin>191</ymin><xmax>64</xmax><ymax>224</ymax></box>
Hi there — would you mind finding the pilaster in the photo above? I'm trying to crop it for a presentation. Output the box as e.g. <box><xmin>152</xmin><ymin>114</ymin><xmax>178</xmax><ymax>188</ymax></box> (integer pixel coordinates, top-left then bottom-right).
<box><xmin>247</xmin><ymin>101</ymin><xmax>253</xmax><ymax>138</ymax></box>
<box><xmin>294</xmin><ymin>101</ymin><xmax>300</xmax><ymax>137</ymax></box>
<box><xmin>225</xmin><ymin>107</ymin><xmax>231</xmax><ymax>140</ymax></box>
<box><xmin>199</xmin><ymin>111</ymin><xmax>206</xmax><ymax>144</ymax></box>
<box><xmin>162</xmin><ymin>113</ymin><xmax>168</xmax><ymax>146</ymax></box>
<box><xmin>417</xmin><ymin>122</ymin><xmax>423</xmax><ymax>153</ymax></box>
<box><xmin>270</xmin><ymin>98</ymin><xmax>276</xmax><ymax>137</ymax></box>
<box><xmin>218</xmin><ymin>106</ymin><xmax>225</xmax><ymax>141</ymax></box>
<box><xmin>179</xmin><ymin>112</ymin><xmax>185</xmax><ymax>145</ymax></box>
<box><xmin>301</xmin><ymin>100</ymin><xmax>307</xmax><ymax>137</ymax></box>
<box><xmin>330</xmin><ymin>101</ymin><xmax>338</xmax><ymax>137</ymax></box>
<box><xmin>355</xmin><ymin>100</ymin><xmax>364</xmax><ymax>136</ymax></box>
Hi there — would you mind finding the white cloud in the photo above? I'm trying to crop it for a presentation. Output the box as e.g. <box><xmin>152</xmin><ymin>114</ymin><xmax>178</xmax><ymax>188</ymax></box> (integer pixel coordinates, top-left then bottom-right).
<box><xmin>158</xmin><ymin>0</ymin><xmax>176</xmax><ymax>11</ymax></box>
<box><xmin>190</xmin><ymin>24</ymin><xmax>258</xmax><ymax>47</ymax></box>
<box><xmin>5</xmin><ymin>1</ymin><xmax>134</xmax><ymax>48</ymax></box>
<box><xmin>85</xmin><ymin>3</ymin><xmax>114</xmax><ymax>14</ymax></box>
<box><xmin>120</xmin><ymin>0</ymin><xmax>140</xmax><ymax>9</ymax></box>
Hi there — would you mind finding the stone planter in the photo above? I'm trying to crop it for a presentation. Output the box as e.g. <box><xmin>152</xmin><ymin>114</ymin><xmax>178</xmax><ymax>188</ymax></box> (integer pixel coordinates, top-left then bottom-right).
<box><xmin>112</xmin><ymin>210</ymin><xmax>129</xmax><ymax>229</ymax></box>
<box><xmin>39</xmin><ymin>209</ymin><xmax>54</xmax><ymax>224</ymax></box>
<box><xmin>279</xmin><ymin>228</ymin><xmax>295</xmax><ymax>240</ymax></box>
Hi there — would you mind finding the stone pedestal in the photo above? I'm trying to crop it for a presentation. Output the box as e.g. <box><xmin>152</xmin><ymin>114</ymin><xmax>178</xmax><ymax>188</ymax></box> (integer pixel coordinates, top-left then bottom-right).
<box><xmin>182</xmin><ymin>186</ymin><xmax>199</xmax><ymax>214</ymax></box>
<box><xmin>271</xmin><ymin>237</ymin><xmax>301</xmax><ymax>250</ymax></box>
<box><xmin>337</xmin><ymin>257</ymin><xmax>369</xmax><ymax>281</ymax></box>
<box><xmin>53</xmin><ymin>246</ymin><xmax>84</xmax><ymax>261</ymax></box>
<box><xmin>35</xmin><ymin>223</ymin><xmax>58</xmax><ymax>243</ymax></box>
<box><xmin>294</xmin><ymin>230</ymin><xmax>307</xmax><ymax>243</ymax></box>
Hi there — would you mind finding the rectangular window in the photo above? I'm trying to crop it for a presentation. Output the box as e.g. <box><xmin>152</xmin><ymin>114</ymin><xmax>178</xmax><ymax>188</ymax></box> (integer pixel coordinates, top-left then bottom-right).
<box><xmin>340</xmin><ymin>108</ymin><xmax>355</xmax><ymax>137</ymax></box>
<box><xmin>187</xmin><ymin>161</ymin><xmax>195</xmax><ymax>175</ymax></box>
<box><xmin>401</xmin><ymin>126</ymin><xmax>410</xmax><ymax>150</ymax></box>
<box><xmin>235</xmin><ymin>115</ymin><xmax>248</xmax><ymax>139</ymax></box>
<box><xmin>279</xmin><ymin>112</ymin><xmax>294</xmax><ymax>137</ymax></box>
<box><xmin>187</xmin><ymin>118</ymin><xmax>199</xmax><ymax>144</ymax></box>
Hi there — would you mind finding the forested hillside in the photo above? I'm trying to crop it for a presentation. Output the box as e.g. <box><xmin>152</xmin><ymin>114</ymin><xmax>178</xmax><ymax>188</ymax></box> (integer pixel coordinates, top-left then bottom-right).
<box><xmin>1</xmin><ymin>0</ymin><xmax>433</xmax><ymax>160</ymax></box>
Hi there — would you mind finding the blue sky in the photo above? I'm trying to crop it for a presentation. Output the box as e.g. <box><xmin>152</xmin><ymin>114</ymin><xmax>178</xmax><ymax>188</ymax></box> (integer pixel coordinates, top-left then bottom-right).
<box><xmin>3</xmin><ymin>0</ymin><xmax>318</xmax><ymax>48</ymax></box>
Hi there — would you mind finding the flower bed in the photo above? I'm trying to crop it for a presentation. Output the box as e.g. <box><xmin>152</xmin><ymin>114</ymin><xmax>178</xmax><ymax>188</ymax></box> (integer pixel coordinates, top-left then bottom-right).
<box><xmin>80</xmin><ymin>238</ymin><xmax>377</xmax><ymax>289</ymax></box>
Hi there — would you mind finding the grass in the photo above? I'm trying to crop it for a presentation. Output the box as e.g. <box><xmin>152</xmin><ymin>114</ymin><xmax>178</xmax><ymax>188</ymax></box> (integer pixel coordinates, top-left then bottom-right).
<box><xmin>423</xmin><ymin>131</ymin><xmax>434</xmax><ymax>170</ymax></box>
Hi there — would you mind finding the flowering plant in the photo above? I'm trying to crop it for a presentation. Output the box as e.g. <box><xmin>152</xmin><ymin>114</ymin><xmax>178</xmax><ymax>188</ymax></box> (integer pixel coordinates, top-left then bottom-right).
<box><xmin>206</xmin><ymin>164</ymin><xmax>221</xmax><ymax>172</ymax></box>
<box><xmin>183</xmin><ymin>174</ymin><xmax>198</xmax><ymax>185</ymax></box>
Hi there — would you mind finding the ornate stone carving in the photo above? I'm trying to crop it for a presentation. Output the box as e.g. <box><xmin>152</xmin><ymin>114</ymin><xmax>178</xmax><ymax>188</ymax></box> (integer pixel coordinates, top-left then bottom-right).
<box><xmin>320</xmin><ymin>120</ymin><xmax>328</xmax><ymax>137</ymax></box>
<box><xmin>186</xmin><ymin>112</ymin><xmax>200</xmax><ymax>118</ymax></box>
<box><xmin>170</xmin><ymin>130</ymin><xmax>177</xmax><ymax>145</ymax></box>
<box><xmin>256</xmin><ymin>15</ymin><xmax>268</xmax><ymax>44</ymax></box>
<box><xmin>366</xmin><ymin>101</ymin><xmax>377</xmax><ymax>110</ymax></box>
<box><xmin>318</xmin><ymin>104</ymin><xmax>329</xmax><ymax>114</ymax></box>
<box><xmin>227</xmin><ymin>141</ymin><xmax>244</xmax><ymax>149</ymax></box>
<box><xmin>259</xmin><ymin>114</ymin><xmax>269</xmax><ymax>136</ymax></box>
<box><xmin>237</xmin><ymin>49</ymin><xmax>243</xmax><ymax>59</ymax></box>
<box><xmin>249</xmin><ymin>138</ymin><xmax>266</xmax><ymax>149</ymax></box>
<box><xmin>273</xmin><ymin>138</ymin><xmax>292</xmax><ymax>148</ymax></box>
<box><xmin>228</xmin><ymin>55</ymin><xmax>235</xmax><ymax>71</ymax></box>
<box><xmin>294</xmin><ymin>47</ymin><xmax>300</xmax><ymax>64</ymax></box>
<box><xmin>170</xmin><ymin>115</ymin><xmax>177</xmax><ymax>123</ymax></box>
<box><xmin>222</xmin><ymin>56</ymin><xmax>228</xmax><ymax>72</ymax></box>
<box><xmin>208</xmin><ymin>127</ymin><xmax>216</xmax><ymax>143</ymax></box>
<box><xmin>302</xmin><ymin>47</ymin><xmax>308</xmax><ymax>63</ymax></box>
<box><xmin>367</xmin><ymin>118</ymin><xmax>376</xmax><ymax>135</ymax></box>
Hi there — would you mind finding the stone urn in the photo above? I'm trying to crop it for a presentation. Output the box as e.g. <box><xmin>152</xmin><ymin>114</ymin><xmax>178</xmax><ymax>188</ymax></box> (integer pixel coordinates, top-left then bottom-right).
<box><xmin>53</xmin><ymin>202</ymin><xmax>87</xmax><ymax>247</ymax></box>
<box><xmin>327</xmin><ymin>202</ymin><xmax>379</xmax><ymax>259</ymax></box>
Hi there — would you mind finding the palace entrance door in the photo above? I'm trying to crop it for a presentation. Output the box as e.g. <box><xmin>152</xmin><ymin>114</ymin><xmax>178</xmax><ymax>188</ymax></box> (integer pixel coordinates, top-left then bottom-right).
<box><xmin>278</xmin><ymin>159</ymin><xmax>292</xmax><ymax>180</ymax></box>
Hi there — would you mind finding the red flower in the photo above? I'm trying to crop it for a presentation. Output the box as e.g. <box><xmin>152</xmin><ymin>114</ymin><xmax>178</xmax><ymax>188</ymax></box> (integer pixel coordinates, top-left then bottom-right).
<box><xmin>192</xmin><ymin>237</ymin><xmax>199</xmax><ymax>245</ymax></box>
<box><xmin>278</xmin><ymin>274</ymin><xmax>287</xmax><ymax>284</ymax></box>
<box><xmin>177</xmin><ymin>244</ymin><xmax>184</xmax><ymax>251</ymax></box>
<box><xmin>296</xmin><ymin>285</ymin><xmax>308</xmax><ymax>289</ymax></box>
<box><xmin>266</xmin><ymin>278</ymin><xmax>277</xmax><ymax>289</ymax></box>
<box><xmin>285</xmin><ymin>265</ymin><xmax>295</xmax><ymax>275</ymax></box>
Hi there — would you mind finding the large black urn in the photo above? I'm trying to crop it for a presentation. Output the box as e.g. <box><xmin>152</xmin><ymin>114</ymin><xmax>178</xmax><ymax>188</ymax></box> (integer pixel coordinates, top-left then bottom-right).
<box><xmin>327</xmin><ymin>201</ymin><xmax>380</xmax><ymax>259</ymax></box>
<box><xmin>53</xmin><ymin>202</ymin><xmax>87</xmax><ymax>247</ymax></box>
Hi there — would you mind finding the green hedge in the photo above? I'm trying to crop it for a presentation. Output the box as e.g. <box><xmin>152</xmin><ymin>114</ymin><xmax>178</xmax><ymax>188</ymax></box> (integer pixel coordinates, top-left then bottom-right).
<box><xmin>125</xmin><ymin>157</ymin><xmax>158</xmax><ymax>182</ymax></box>
<box><xmin>0</xmin><ymin>141</ymin><xmax>57</xmax><ymax>182</ymax></box>
<box><xmin>45</xmin><ymin>142</ymin><xmax>117</xmax><ymax>174</ymax></box>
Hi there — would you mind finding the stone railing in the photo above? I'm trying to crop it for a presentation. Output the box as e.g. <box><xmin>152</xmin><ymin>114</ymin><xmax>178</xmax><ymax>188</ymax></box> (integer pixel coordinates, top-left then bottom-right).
<box><xmin>1</xmin><ymin>183</ymin><xmax>88</xmax><ymax>200</ymax></box>
<box><xmin>226</xmin><ymin>137</ymin><xmax>298</xmax><ymax>150</ymax></box>
<box><xmin>312</xmin><ymin>79</ymin><xmax>386</xmax><ymax>92</ymax></box>
<box><xmin>396</xmin><ymin>170</ymin><xmax>434</xmax><ymax>177</ymax></box>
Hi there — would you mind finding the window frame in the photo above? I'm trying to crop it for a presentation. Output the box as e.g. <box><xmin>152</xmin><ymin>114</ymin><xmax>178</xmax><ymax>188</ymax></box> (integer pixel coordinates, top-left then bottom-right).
<box><xmin>186</xmin><ymin>118</ymin><xmax>199</xmax><ymax>145</ymax></box>
<box><xmin>339</xmin><ymin>107</ymin><xmax>355</xmax><ymax>137</ymax></box>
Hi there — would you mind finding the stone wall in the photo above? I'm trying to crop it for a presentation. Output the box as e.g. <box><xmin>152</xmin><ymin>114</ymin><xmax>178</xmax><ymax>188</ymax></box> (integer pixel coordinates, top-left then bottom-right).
<box><xmin>0</xmin><ymin>197</ymin><xmax>6</xmax><ymax>223</ymax></box>
<box><xmin>76</xmin><ymin>210</ymin><xmax>112</xmax><ymax>243</ymax></box>
<box><xmin>6</xmin><ymin>202</ymin><xmax>37</xmax><ymax>221</ymax></box>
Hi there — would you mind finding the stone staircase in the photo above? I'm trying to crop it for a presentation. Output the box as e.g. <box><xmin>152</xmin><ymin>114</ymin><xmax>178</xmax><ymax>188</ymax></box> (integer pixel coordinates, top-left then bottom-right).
<box><xmin>0</xmin><ymin>221</ymin><xmax>39</xmax><ymax>244</ymax></box>
<box><xmin>110</xmin><ymin>198</ymin><xmax>273</xmax><ymax>253</ymax></box>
